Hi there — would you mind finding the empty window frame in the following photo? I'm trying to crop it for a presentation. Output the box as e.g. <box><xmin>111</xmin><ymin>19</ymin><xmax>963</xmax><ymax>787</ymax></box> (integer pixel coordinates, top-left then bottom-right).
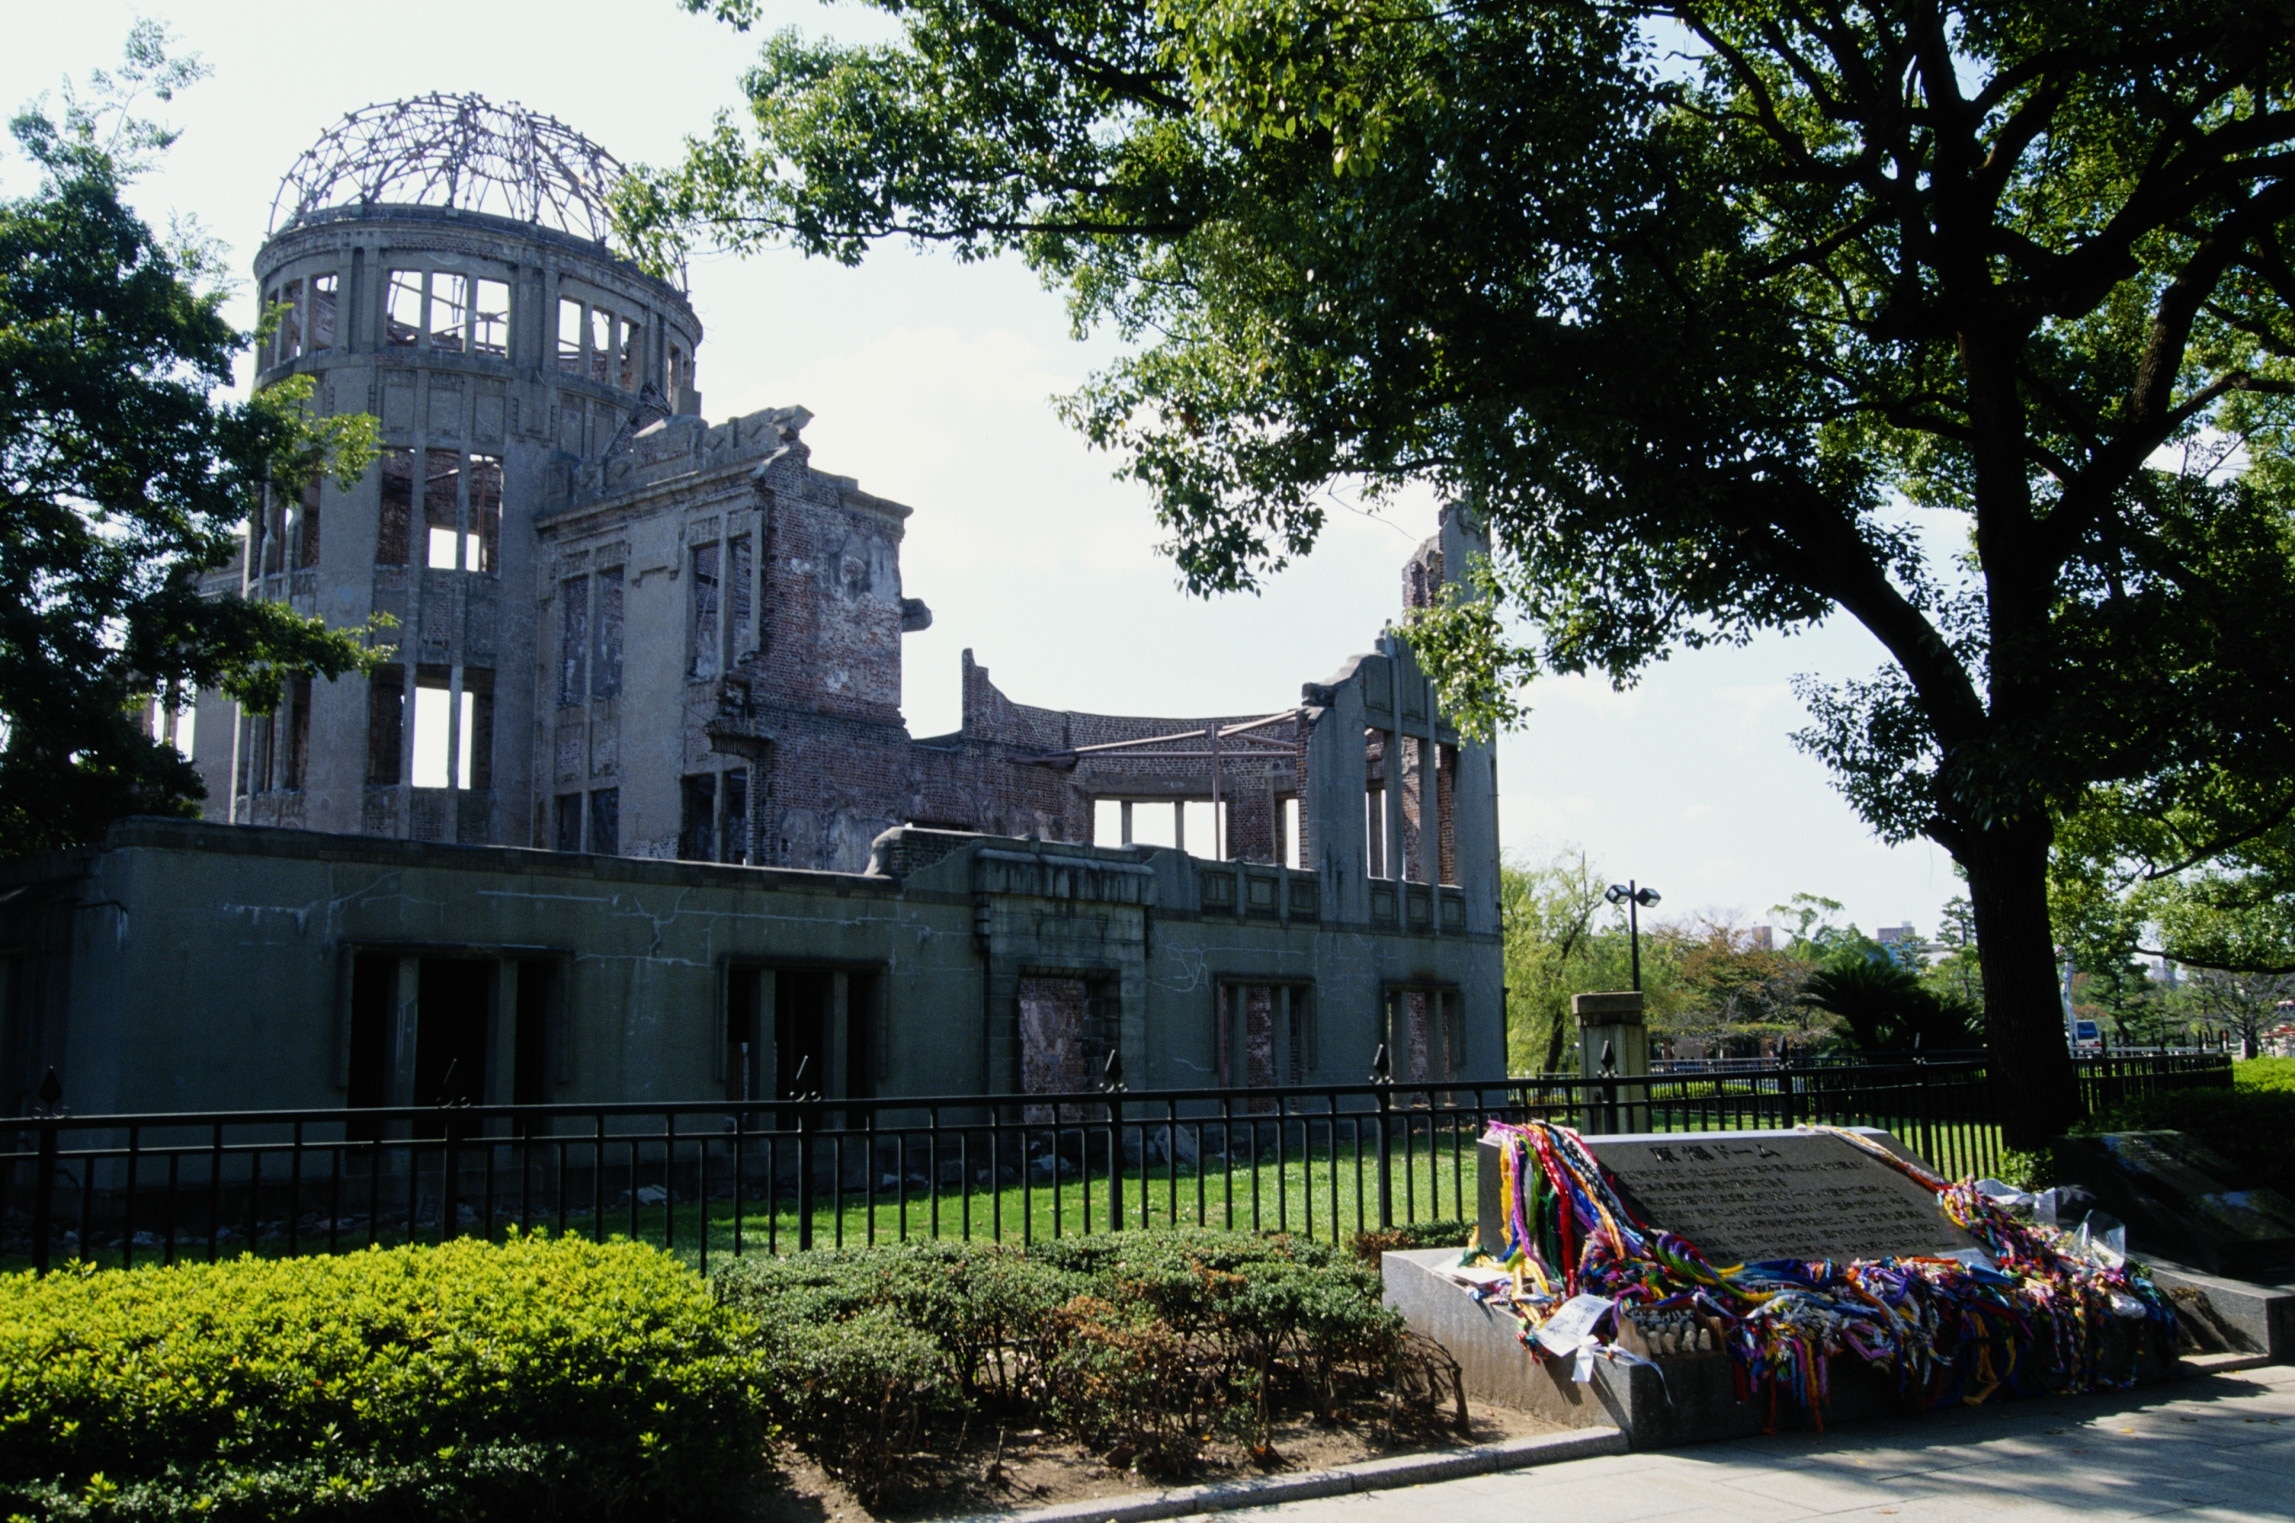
<box><xmin>1280</xmin><ymin>796</ymin><xmax>1303</xmax><ymax>870</ymax></box>
<box><xmin>728</xmin><ymin>535</ymin><xmax>754</xmax><ymax>657</ymax></box>
<box><xmin>423</xmin><ymin>450</ymin><xmax>462</xmax><ymax>569</ymax></box>
<box><xmin>292</xmin><ymin>479</ymin><xmax>321</xmax><ymax>569</ymax></box>
<box><xmin>408</xmin><ymin>665</ymin><xmax>494</xmax><ymax>790</ymax></box>
<box><xmin>308</xmin><ymin>273</ymin><xmax>338</xmax><ymax>353</ymax></box>
<box><xmin>1385</xmin><ymin>986</ymin><xmax>1463</xmax><ymax>1085</ymax></box>
<box><xmin>244</xmin><ymin>709</ymin><xmax>275</xmax><ymax>795</ymax></box>
<box><xmin>617</xmin><ymin>319</ymin><xmax>642</xmax><ymax>390</ymax></box>
<box><xmin>1215</xmin><ymin>983</ymin><xmax>1315</xmax><ymax>1089</ymax></box>
<box><xmin>469</xmin><ymin>454</ymin><xmax>502</xmax><ymax>572</ymax></box>
<box><xmin>428</xmin><ymin>274</ymin><xmax>469</xmax><ymax>352</ymax></box>
<box><xmin>273</xmin><ymin>279</ymin><xmax>303</xmax><ymax>365</ymax></box>
<box><xmin>679</xmin><ymin>771</ymin><xmax>751</xmax><ymax>864</ymax></box>
<box><xmin>554</xmin><ymin>793</ymin><xmax>583</xmax><ymax>853</ymax></box>
<box><xmin>377</xmin><ymin>449</ymin><xmax>414</xmax><ymax>565</ymax></box>
<box><xmin>680</xmin><ymin>774</ymin><xmax>718</xmax><ymax>862</ymax></box>
<box><xmin>587</xmin><ymin>307</ymin><xmax>611</xmax><ymax>383</ymax></box>
<box><xmin>688</xmin><ymin>541</ymin><xmax>721</xmax><ymax>679</ymax></box>
<box><xmin>418</xmin><ymin>452</ymin><xmax>500</xmax><ymax>572</ymax></box>
<box><xmin>665</xmin><ymin>344</ymin><xmax>688</xmax><ymax>400</ymax></box>
<box><xmin>593</xmin><ymin>567</ymin><xmax>624</xmax><ymax>698</ymax></box>
<box><xmin>385</xmin><ymin>270</ymin><xmax>425</xmax><ymax>347</ymax></box>
<box><xmin>559</xmin><ymin>575</ymin><xmax>589</xmax><ymax>705</ymax></box>
<box><xmin>384</xmin><ymin>269</ymin><xmax>509</xmax><ymax>356</ymax></box>
<box><xmin>367</xmin><ymin>666</ymin><xmax>405</xmax><ymax>784</ymax></box>
<box><xmin>284</xmin><ymin>675</ymin><xmax>313</xmax><ymax>789</ymax></box>
<box><xmin>588</xmin><ymin>787</ymin><xmax>620</xmax><ymax>855</ymax></box>
<box><xmin>557</xmin><ymin>298</ymin><xmax>584</xmax><ymax>373</ymax></box>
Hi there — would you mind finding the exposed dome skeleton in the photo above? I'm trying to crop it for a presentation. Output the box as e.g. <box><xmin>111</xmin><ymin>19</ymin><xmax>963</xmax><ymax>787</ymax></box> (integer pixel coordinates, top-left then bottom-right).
<box><xmin>269</xmin><ymin>93</ymin><xmax>639</xmax><ymax>256</ymax></box>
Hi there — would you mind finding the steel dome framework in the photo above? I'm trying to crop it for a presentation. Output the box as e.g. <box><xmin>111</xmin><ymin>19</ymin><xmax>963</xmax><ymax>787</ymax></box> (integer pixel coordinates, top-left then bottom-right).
<box><xmin>270</xmin><ymin>94</ymin><xmax>634</xmax><ymax>250</ymax></box>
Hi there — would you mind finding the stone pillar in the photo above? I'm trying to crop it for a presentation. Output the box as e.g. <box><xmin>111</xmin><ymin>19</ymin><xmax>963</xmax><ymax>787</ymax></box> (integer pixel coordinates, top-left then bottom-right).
<box><xmin>1573</xmin><ymin>990</ymin><xmax>1649</xmax><ymax>1134</ymax></box>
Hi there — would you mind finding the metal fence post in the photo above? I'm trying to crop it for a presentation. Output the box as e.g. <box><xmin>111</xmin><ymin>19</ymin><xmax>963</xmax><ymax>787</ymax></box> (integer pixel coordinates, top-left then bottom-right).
<box><xmin>1371</xmin><ymin>1044</ymin><xmax>1394</xmax><ymax>1230</ymax></box>
<box><xmin>31</xmin><ymin>1068</ymin><xmax>62</xmax><ymax>1276</ymax></box>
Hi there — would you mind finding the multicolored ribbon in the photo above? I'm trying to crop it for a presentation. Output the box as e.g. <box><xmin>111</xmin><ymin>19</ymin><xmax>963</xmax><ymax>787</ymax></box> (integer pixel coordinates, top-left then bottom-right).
<box><xmin>1477</xmin><ymin>1120</ymin><xmax>2177</xmax><ymax>1427</ymax></box>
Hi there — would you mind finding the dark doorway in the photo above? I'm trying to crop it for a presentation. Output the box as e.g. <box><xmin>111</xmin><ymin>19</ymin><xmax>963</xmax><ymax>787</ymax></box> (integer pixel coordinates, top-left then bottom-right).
<box><xmin>727</xmin><ymin>966</ymin><xmax>765</xmax><ymax>1105</ymax></box>
<box><xmin>415</xmin><ymin>958</ymin><xmax>490</xmax><ymax>1112</ymax></box>
<box><xmin>348</xmin><ymin>953</ymin><xmax>397</xmax><ymax>1115</ymax></box>
<box><xmin>775</xmin><ymin>969</ymin><xmax>831</xmax><ymax>1101</ymax></box>
<box><xmin>846</xmin><ymin>971</ymin><xmax>879</xmax><ymax>1100</ymax></box>
<box><xmin>512</xmin><ymin>959</ymin><xmax>554</xmax><ymax>1105</ymax></box>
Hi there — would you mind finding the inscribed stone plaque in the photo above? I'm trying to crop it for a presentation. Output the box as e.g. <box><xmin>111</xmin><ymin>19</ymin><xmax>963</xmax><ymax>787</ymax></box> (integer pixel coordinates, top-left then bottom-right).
<box><xmin>2057</xmin><ymin>1130</ymin><xmax>2295</xmax><ymax>1277</ymax></box>
<box><xmin>1584</xmin><ymin>1128</ymin><xmax>1977</xmax><ymax>1265</ymax></box>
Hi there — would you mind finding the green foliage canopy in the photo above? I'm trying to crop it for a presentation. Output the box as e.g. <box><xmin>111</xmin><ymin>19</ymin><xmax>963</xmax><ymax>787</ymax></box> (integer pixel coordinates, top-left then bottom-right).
<box><xmin>1</xmin><ymin>27</ymin><xmax>378</xmax><ymax>852</ymax></box>
<box><xmin>632</xmin><ymin>0</ymin><xmax>2295</xmax><ymax>1142</ymax></box>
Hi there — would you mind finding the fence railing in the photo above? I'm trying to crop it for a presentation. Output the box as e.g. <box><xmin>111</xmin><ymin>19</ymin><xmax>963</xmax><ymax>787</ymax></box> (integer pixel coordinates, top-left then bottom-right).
<box><xmin>0</xmin><ymin>1052</ymin><xmax>2230</xmax><ymax>1274</ymax></box>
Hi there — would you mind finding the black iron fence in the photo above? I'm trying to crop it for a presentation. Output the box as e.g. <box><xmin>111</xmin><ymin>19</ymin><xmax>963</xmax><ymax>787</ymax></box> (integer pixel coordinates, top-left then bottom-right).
<box><xmin>0</xmin><ymin>1051</ymin><xmax>2229</xmax><ymax>1274</ymax></box>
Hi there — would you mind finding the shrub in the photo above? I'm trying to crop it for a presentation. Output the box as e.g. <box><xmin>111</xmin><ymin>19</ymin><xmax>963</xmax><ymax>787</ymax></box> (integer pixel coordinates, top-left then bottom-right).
<box><xmin>713</xmin><ymin>1230</ymin><xmax>1416</xmax><ymax>1490</ymax></box>
<box><xmin>0</xmin><ymin>1235</ymin><xmax>766</xmax><ymax>1523</ymax></box>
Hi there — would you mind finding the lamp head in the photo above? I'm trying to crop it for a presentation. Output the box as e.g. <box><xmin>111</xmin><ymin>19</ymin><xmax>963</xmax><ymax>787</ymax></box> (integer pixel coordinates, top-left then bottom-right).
<box><xmin>1634</xmin><ymin>887</ymin><xmax>1662</xmax><ymax>907</ymax></box>
<box><xmin>1604</xmin><ymin>884</ymin><xmax>1629</xmax><ymax>904</ymax></box>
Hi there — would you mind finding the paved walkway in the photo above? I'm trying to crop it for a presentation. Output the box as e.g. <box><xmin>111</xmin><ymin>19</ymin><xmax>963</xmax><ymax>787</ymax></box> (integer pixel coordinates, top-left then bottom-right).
<box><xmin>1208</xmin><ymin>1364</ymin><xmax>2295</xmax><ymax>1523</ymax></box>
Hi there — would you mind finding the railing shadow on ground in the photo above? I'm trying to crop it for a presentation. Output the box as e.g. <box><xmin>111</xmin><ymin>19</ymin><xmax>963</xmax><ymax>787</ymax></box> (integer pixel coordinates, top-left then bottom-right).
<box><xmin>0</xmin><ymin>1051</ymin><xmax>2231</xmax><ymax>1274</ymax></box>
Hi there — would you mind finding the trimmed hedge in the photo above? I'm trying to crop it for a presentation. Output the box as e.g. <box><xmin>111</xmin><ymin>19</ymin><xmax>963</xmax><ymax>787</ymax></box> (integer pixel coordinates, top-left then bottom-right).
<box><xmin>0</xmin><ymin>1236</ymin><xmax>767</xmax><ymax>1522</ymax></box>
<box><xmin>715</xmin><ymin>1230</ymin><xmax>1426</xmax><ymax>1499</ymax></box>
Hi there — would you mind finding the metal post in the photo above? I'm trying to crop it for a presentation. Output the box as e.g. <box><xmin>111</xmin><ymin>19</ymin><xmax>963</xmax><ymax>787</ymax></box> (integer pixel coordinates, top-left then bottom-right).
<box><xmin>32</xmin><ymin>1068</ymin><xmax>62</xmax><ymax>1276</ymax></box>
<box><xmin>1371</xmin><ymin>1041</ymin><xmax>1394</xmax><ymax>1230</ymax></box>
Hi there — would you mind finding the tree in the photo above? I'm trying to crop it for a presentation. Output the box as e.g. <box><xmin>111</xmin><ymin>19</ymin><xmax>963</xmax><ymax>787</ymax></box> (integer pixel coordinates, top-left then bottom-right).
<box><xmin>632</xmin><ymin>0</ymin><xmax>2295</xmax><ymax>1145</ymax></box>
<box><xmin>1</xmin><ymin>26</ymin><xmax>378</xmax><ymax>852</ymax></box>
<box><xmin>1801</xmin><ymin>955</ymin><xmax>1981</xmax><ymax>1052</ymax></box>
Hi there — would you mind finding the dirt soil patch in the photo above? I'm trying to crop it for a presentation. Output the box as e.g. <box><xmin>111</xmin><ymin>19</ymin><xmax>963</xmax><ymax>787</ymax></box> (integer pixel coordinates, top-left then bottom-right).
<box><xmin>732</xmin><ymin>1402</ymin><xmax>1567</xmax><ymax>1523</ymax></box>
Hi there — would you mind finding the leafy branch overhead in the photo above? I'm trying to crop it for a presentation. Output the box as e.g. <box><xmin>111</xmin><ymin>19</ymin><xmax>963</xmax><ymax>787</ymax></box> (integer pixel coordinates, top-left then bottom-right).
<box><xmin>0</xmin><ymin>25</ymin><xmax>383</xmax><ymax>853</ymax></box>
<box><xmin>634</xmin><ymin>0</ymin><xmax>2295</xmax><ymax>1144</ymax></box>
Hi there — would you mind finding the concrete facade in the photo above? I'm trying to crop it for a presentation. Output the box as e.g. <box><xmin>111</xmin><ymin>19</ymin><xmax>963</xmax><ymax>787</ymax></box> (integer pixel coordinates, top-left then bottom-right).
<box><xmin>0</xmin><ymin>99</ymin><xmax>1504</xmax><ymax>1118</ymax></box>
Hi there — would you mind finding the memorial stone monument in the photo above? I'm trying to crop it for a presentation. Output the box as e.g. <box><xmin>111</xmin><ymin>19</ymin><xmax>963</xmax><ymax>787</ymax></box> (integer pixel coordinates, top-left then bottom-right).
<box><xmin>1476</xmin><ymin>1127</ymin><xmax>1977</xmax><ymax>1266</ymax></box>
<box><xmin>2056</xmin><ymin>1130</ymin><xmax>2295</xmax><ymax>1280</ymax></box>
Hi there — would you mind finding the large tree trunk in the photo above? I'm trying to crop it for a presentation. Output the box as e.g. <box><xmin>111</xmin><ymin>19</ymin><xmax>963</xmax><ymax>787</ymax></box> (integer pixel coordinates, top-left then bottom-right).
<box><xmin>1963</xmin><ymin>821</ymin><xmax>2083</xmax><ymax>1149</ymax></box>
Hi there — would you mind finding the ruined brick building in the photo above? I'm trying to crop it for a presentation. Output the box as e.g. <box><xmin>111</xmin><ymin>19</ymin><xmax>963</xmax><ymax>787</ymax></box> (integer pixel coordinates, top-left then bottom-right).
<box><xmin>0</xmin><ymin>98</ymin><xmax>1503</xmax><ymax>1118</ymax></box>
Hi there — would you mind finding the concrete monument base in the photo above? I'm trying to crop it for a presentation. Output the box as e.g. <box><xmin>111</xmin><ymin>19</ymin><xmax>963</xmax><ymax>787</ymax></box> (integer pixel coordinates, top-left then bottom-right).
<box><xmin>1382</xmin><ymin>1247</ymin><xmax>2181</xmax><ymax>1448</ymax></box>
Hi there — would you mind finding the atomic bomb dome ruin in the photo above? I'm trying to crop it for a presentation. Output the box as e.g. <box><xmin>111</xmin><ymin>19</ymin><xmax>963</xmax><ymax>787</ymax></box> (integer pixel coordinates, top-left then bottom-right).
<box><xmin>0</xmin><ymin>97</ymin><xmax>1503</xmax><ymax>1119</ymax></box>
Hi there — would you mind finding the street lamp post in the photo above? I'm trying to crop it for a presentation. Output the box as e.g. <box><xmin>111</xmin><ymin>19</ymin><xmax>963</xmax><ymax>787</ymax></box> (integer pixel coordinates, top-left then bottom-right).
<box><xmin>1605</xmin><ymin>880</ymin><xmax>1663</xmax><ymax>992</ymax></box>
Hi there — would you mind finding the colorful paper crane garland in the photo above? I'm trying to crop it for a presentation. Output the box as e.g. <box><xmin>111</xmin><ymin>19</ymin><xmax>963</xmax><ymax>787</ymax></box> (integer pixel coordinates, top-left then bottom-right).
<box><xmin>1476</xmin><ymin>1121</ymin><xmax>2177</xmax><ymax>1425</ymax></box>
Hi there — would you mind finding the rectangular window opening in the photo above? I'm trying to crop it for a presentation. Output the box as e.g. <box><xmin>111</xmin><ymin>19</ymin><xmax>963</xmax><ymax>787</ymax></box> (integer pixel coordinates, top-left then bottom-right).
<box><xmin>554</xmin><ymin>793</ymin><xmax>584</xmax><ymax>853</ymax></box>
<box><xmin>721</xmin><ymin>768</ymin><xmax>749</xmax><ymax>864</ymax></box>
<box><xmin>1180</xmin><ymin>799</ymin><xmax>1217</xmax><ymax>858</ymax></box>
<box><xmin>385</xmin><ymin>269</ymin><xmax>424</xmax><ymax>347</ymax></box>
<box><xmin>587</xmin><ymin>306</ymin><xmax>611</xmax><ymax>383</ymax></box>
<box><xmin>291</xmin><ymin>480</ymin><xmax>321</xmax><ymax>570</ymax></box>
<box><xmin>367</xmin><ymin>666</ymin><xmax>405</xmax><ymax>784</ymax></box>
<box><xmin>275</xmin><ymin>278</ymin><xmax>303</xmax><ymax>364</ymax></box>
<box><xmin>472</xmin><ymin>278</ymin><xmax>510</xmax><ymax>358</ymax></box>
<box><xmin>409</xmin><ymin>669</ymin><xmax>461</xmax><ymax>790</ymax></box>
<box><xmin>616</xmin><ymin>318</ymin><xmax>641</xmax><ymax>390</ymax></box>
<box><xmin>285</xmin><ymin>675</ymin><xmax>313</xmax><ymax>789</ymax></box>
<box><xmin>424</xmin><ymin>449</ymin><xmax>462</xmax><ymax>570</ymax></box>
<box><xmin>680</xmin><ymin>773</ymin><xmax>717</xmax><ymax>862</ymax></box>
<box><xmin>728</xmin><ymin>534</ymin><xmax>754</xmax><ymax>658</ymax></box>
<box><xmin>688</xmin><ymin>541</ymin><xmax>721</xmax><ymax>679</ymax></box>
<box><xmin>463</xmin><ymin>667</ymin><xmax>494</xmax><ymax>790</ymax></box>
<box><xmin>428</xmin><ymin>273</ymin><xmax>469</xmax><ymax>352</ymax></box>
<box><xmin>593</xmin><ymin>566</ymin><xmax>624</xmax><ymax>698</ymax></box>
<box><xmin>1282</xmin><ymin>796</ymin><xmax>1303</xmax><ymax>870</ymax></box>
<box><xmin>587</xmin><ymin>787</ymin><xmax>620</xmax><ymax>855</ymax></box>
<box><xmin>308</xmin><ymin>272</ymin><xmax>338</xmax><ymax>353</ymax></box>
<box><xmin>559</xmin><ymin>575</ymin><xmax>589</xmax><ymax>705</ymax></box>
<box><xmin>377</xmin><ymin>449</ymin><xmax>413</xmax><ymax>565</ymax></box>
<box><xmin>557</xmin><ymin>297</ymin><xmax>583</xmax><ymax>373</ymax></box>
<box><xmin>469</xmin><ymin>454</ymin><xmax>502</xmax><ymax>573</ymax></box>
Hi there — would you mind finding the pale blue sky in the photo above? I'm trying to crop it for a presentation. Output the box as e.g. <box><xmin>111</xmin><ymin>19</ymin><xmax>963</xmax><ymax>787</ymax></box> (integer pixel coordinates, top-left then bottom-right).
<box><xmin>5</xmin><ymin>0</ymin><xmax>1963</xmax><ymax>935</ymax></box>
